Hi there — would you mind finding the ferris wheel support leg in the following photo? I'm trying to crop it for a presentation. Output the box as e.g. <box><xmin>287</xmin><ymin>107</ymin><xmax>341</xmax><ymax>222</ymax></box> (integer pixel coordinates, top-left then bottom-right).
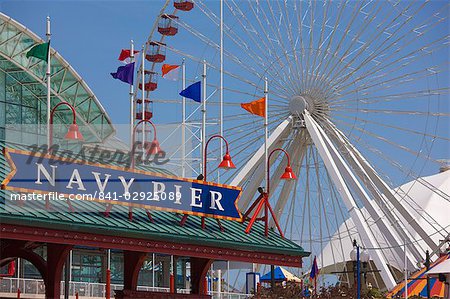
<box><xmin>328</xmin><ymin>122</ymin><xmax>438</xmax><ymax>257</ymax></box>
<box><xmin>230</xmin><ymin>116</ymin><xmax>293</xmax><ymax>187</ymax></box>
<box><xmin>325</xmin><ymin>123</ymin><xmax>421</xmax><ymax>266</ymax></box>
<box><xmin>320</xmin><ymin>122</ymin><xmax>418</xmax><ymax>271</ymax></box>
<box><xmin>303</xmin><ymin>111</ymin><xmax>397</xmax><ymax>290</ymax></box>
<box><xmin>270</xmin><ymin>131</ymin><xmax>307</xmax><ymax>226</ymax></box>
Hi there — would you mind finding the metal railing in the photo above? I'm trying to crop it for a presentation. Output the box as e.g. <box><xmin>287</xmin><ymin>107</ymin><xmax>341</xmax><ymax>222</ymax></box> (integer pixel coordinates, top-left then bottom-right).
<box><xmin>0</xmin><ymin>277</ymin><xmax>251</xmax><ymax>298</ymax></box>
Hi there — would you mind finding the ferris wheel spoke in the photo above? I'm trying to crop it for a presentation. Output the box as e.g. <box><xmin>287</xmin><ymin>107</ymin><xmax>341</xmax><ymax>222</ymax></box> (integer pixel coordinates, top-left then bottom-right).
<box><xmin>339</xmin><ymin>132</ymin><xmax>450</xmax><ymax>239</ymax></box>
<box><xmin>332</xmin><ymin>108</ymin><xmax>449</xmax><ymax>118</ymax></box>
<box><xmin>224</xmin><ymin>0</ymin><xmax>293</xmax><ymax>90</ymax></box>
<box><xmin>338</xmin><ymin>124</ymin><xmax>450</xmax><ymax>203</ymax></box>
<box><xmin>302</xmin><ymin>0</ymin><xmax>333</xmax><ymax>96</ymax></box>
<box><xmin>278</xmin><ymin>0</ymin><xmax>304</xmax><ymax>94</ymax></box>
<box><xmin>334</xmin><ymin>38</ymin><xmax>446</xmax><ymax>96</ymax></box>
<box><xmin>329</xmin><ymin>2</ymin><xmax>446</xmax><ymax>91</ymax></box>
<box><xmin>334</xmin><ymin>114</ymin><xmax>450</xmax><ymax>142</ymax></box>
<box><xmin>332</xmin><ymin>117</ymin><xmax>443</xmax><ymax>165</ymax></box>
<box><xmin>246</xmin><ymin>0</ymin><xmax>300</xmax><ymax>94</ymax></box>
<box><xmin>315</xmin><ymin>0</ymin><xmax>368</xmax><ymax>88</ymax></box>
<box><xmin>321</xmin><ymin>1</ymin><xmax>416</xmax><ymax>87</ymax></box>
<box><xmin>330</xmin><ymin>87</ymin><xmax>450</xmax><ymax>106</ymax></box>
<box><xmin>193</xmin><ymin>2</ymin><xmax>297</xmax><ymax>96</ymax></box>
<box><xmin>205</xmin><ymin>113</ymin><xmax>288</xmax><ymax>162</ymax></box>
<box><xmin>317</xmin><ymin>1</ymin><xmax>386</xmax><ymax>91</ymax></box>
<box><xmin>264</xmin><ymin>0</ymin><xmax>303</xmax><ymax>91</ymax></box>
<box><xmin>308</xmin><ymin>0</ymin><xmax>348</xmax><ymax>93</ymax></box>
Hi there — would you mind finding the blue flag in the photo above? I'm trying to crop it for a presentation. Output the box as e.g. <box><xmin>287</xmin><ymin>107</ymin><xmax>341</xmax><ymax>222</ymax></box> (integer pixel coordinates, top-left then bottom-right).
<box><xmin>111</xmin><ymin>62</ymin><xmax>135</xmax><ymax>85</ymax></box>
<box><xmin>310</xmin><ymin>256</ymin><xmax>319</xmax><ymax>280</ymax></box>
<box><xmin>179</xmin><ymin>81</ymin><xmax>201</xmax><ymax>103</ymax></box>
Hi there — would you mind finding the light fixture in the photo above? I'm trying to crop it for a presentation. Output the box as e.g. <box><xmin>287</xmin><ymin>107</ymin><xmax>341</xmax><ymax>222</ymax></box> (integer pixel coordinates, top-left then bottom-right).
<box><xmin>280</xmin><ymin>165</ymin><xmax>296</xmax><ymax>180</ymax></box>
<box><xmin>218</xmin><ymin>152</ymin><xmax>236</xmax><ymax>169</ymax></box>
<box><xmin>65</xmin><ymin>123</ymin><xmax>83</xmax><ymax>141</ymax></box>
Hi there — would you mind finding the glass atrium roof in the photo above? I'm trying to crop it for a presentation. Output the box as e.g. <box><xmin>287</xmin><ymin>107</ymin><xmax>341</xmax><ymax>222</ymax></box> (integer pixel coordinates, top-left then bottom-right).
<box><xmin>0</xmin><ymin>12</ymin><xmax>114</xmax><ymax>143</ymax></box>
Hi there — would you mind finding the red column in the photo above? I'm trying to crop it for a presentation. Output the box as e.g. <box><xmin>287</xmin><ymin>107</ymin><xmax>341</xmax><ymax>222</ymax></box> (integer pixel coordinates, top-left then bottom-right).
<box><xmin>123</xmin><ymin>251</ymin><xmax>147</xmax><ymax>291</ymax></box>
<box><xmin>190</xmin><ymin>257</ymin><xmax>213</xmax><ymax>295</ymax></box>
<box><xmin>106</xmin><ymin>269</ymin><xmax>111</xmax><ymax>299</ymax></box>
<box><xmin>45</xmin><ymin>244</ymin><xmax>73</xmax><ymax>299</ymax></box>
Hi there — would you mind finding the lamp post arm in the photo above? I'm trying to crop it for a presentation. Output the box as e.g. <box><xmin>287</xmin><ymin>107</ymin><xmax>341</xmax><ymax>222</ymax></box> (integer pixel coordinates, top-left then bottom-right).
<box><xmin>49</xmin><ymin>102</ymin><xmax>77</xmax><ymax>151</ymax></box>
<box><xmin>203</xmin><ymin>134</ymin><xmax>230</xmax><ymax>181</ymax></box>
<box><xmin>266</xmin><ymin>148</ymin><xmax>291</xmax><ymax>195</ymax></box>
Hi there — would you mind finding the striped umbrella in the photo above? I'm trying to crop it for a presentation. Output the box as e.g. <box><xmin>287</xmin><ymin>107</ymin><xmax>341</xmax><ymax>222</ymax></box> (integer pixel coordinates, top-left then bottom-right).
<box><xmin>387</xmin><ymin>254</ymin><xmax>449</xmax><ymax>298</ymax></box>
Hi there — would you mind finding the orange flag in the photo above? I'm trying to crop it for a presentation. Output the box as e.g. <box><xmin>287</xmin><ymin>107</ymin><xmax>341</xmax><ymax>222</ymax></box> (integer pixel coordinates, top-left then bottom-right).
<box><xmin>161</xmin><ymin>64</ymin><xmax>180</xmax><ymax>80</ymax></box>
<box><xmin>240</xmin><ymin>97</ymin><xmax>265</xmax><ymax>117</ymax></box>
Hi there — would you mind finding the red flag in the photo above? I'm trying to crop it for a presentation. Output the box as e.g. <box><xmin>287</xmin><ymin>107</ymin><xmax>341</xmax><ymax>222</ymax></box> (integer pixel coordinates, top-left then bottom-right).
<box><xmin>118</xmin><ymin>49</ymin><xmax>139</xmax><ymax>61</ymax></box>
<box><xmin>240</xmin><ymin>97</ymin><xmax>265</xmax><ymax>117</ymax></box>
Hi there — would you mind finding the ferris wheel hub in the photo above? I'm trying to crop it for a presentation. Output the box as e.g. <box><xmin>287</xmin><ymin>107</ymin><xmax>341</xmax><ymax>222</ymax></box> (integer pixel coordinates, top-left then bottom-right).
<box><xmin>289</xmin><ymin>95</ymin><xmax>310</xmax><ymax>115</ymax></box>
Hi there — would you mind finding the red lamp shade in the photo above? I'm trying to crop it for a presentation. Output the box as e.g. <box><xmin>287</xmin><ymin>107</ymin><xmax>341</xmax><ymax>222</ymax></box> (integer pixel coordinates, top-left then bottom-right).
<box><xmin>148</xmin><ymin>139</ymin><xmax>164</xmax><ymax>155</ymax></box>
<box><xmin>218</xmin><ymin>153</ymin><xmax>236</xmax><ymax>169</ymax></box>
<box><xmin>280</xmin><ymin>165</ymin><xmax>296</xmax><ymax>180</ymax></box>
<box><xmin>65</xmin><ymin>124</ymin><xmax>84</xmax><ymax>141</ymax></box>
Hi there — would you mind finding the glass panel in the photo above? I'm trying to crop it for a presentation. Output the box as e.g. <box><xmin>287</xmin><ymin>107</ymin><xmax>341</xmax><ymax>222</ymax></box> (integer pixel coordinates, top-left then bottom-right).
<box><xmin>22</xmin><ymin>85</ymin><xmax>38</xmax><ymax>108</ymax></box>
<box><xmin>22</xmin><ymin>105</ymin><xmax>38</xmax><ymax>126</ymax></box>
<box><xmin>0</xmin><ymin>70</ymin><xmax>5</xmax><ymax>102</ymax></box>
<box><xmin>72</xmin><ymin>250</ymin><xmax>103</xmax><ymax>283</ymax></box>
<box><xmin>110</xmin><ymin>252</ymin><xmax>124</xmax><ymax>284</ymax></box>
<box><xmin>5</xmin><ymin>74</ymin><xmax>21</xmax><ymax>104</ymax></box>
<box><xmin>6</xmin><ymin>103</ymin><xmax>20</xmax><ymax>124</ymax></box>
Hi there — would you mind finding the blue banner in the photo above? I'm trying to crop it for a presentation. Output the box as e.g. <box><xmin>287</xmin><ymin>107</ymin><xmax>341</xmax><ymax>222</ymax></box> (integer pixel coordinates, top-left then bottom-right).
<box><xmin>2</xmin><ymin>148</ymin><xmax>242</xmax><ymax>220</ymax></box>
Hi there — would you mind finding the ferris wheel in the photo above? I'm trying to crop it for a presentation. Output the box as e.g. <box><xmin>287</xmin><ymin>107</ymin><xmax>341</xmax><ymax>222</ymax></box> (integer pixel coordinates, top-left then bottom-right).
<box><xmin>135</xmin><ymin>0</ymin><xmax>450</xmax><ymax>290</ymax></box>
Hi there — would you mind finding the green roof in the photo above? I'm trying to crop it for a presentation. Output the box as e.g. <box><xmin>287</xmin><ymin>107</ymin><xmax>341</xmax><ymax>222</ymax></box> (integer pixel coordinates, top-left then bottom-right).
<box><xmin>0</xmin><ymin>143</ymin><xmax>309</xmax><ymax>258</ymax></box>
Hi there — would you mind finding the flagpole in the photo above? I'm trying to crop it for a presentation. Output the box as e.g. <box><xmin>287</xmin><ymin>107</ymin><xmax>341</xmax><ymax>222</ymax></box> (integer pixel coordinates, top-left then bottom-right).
<box><xmin>181</xmin><ymin>58</ymin><xmax>186</xmax><ymax>177</ymax></box>
<box><xmin>141</xmin><ymin>44</ymin><xmax>145</xmax><ymax>162</ymax></box>
<box><xmin>46</xmin><ymin>16</ymin><xmax>51</xmax><ymax>150</ymax></box>
<box><xmin>219</xmin><ymin>0</ymin><xmax>224</xmax><ymax>183</ymax></box>
<box><xmin>129</xmin><ymin>40</ymin><xmax>135</xmax><ymax>151</ymax></box>
<box><xmin>264</xmin><ymin>78</ymin><xmax>268</xmax><ymax>193</ymax></box>
<box><xmin>202</xmin><ymin>60</ymin><xmax>207</xmax><ymax>175</ymax></box>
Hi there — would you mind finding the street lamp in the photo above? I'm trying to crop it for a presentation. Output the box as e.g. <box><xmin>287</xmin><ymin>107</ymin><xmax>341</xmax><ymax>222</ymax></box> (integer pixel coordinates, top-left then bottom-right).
<box><xmin>179</xmin><ymin>134</ymin><xmax>236</xmax><ymax>230</ymax></box>
<box><xmin>203</xmin><ymin>134</ymin><xmax>236</xmax><ymax>180</ymax></box>
<box><xmin>131</xmin><ymin>119</ymin><xmax>163</xmax><ymax>168</ymax></box>
<box><xmin>49</xmin><ymin>102</ymin><xmax>83</xmax><ymax>151</ymax></box>
<box><xmin>48</xmin><ymin>102</ymin><xmax>83</xmax><ymax>212</ymax></box>
<box><xmin>350</xmin><ymin>240</ymin><xmax>369</xmax><ymax>299</ymax></box>
<box><xmin>243</xmin><ymin>148</ymin><xmax>296</xmax><ymax>237</ymax></box>
<box><xmin>103</xmin><ymin>119</ymin><xmax>163</xmax><ymax>220</ymax></box>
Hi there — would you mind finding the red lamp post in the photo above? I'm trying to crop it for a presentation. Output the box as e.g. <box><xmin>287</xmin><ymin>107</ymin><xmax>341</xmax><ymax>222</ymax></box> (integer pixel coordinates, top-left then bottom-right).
<box><xmin>47</xmin><ymin>102</ymin><xmax>83</xmax><ymax>212</ymax></box>
<box><xmin>131</xmin><ymin>119</ymin><xmax>163</xmax><ymax>168</ymax></box>
<box><xmin>104</xmin><ymin>119</ymin><xmax>162</xmax><ymax>220</ymax></box>
<box><xmin>180</xmin><ymin>134</ymin><xmax>236</xmax><ymax>230</ymax></box>
<box><xmin>203</xmin><ymin>134</ymin><xmax>236</xmax><ymax>181</ymax></box>
<box><xmin>48</xmin><ymin>102</ymin><xmax>83</xmax><ymax>151</ymax></box>
<box><xmin>242</xmin><ymin>148</ymin><xmax>296</xmax><ymax>237</ymax></box>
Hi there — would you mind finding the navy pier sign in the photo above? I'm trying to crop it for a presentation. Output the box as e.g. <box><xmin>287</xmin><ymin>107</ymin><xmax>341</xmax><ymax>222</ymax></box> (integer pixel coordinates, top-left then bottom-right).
<box><xmin>2</xmin><ymin>148</ymin><xmax>242</xmax><ymax>221</ymax></box>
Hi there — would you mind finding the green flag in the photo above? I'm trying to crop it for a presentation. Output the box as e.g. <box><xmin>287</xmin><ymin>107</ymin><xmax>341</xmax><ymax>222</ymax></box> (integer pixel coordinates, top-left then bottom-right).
<box><xmin>26</xmin><ymin>42</ymin><xmax>50</xmax><ymax>62</ymax></box>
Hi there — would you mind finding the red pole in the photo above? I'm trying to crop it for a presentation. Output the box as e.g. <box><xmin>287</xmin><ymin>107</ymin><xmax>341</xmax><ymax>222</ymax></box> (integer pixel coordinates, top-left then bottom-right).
<box><xmin>17</xmin><ymin>288</ymin><xmax>20</xmax><ymax>299</ymax></box>
<box><xmin>204</xmin><ymin>276</ymin><xmax>208</xmax><ymax>295</ymax></box>
<box><xmin>170</xmin><ymin>273</ymin><xmax>175</xmax><ymax>293</ymax></box>
<box><xmin>314</xmin><ymin>276</ymin><xmax>317</xmax><ymax>299</ymax></box>
<box><xmin>76</xmin><ymin>292</ymin><xmax>79</xmax><ymax>299</ymax></box>
<box><xmin>106</xmin><ymin>269</ymin><xmax>111</xmax><ymax>299</ymax></box>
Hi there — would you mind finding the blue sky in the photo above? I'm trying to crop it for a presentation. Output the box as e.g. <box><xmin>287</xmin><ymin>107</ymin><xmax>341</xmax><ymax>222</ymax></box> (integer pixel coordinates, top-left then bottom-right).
<box><xmin>1</xmin><ymin>1</ymin><xmax>164</xmax><ymax>124</ymax></box>
<box><xmin>2</xmin><ymin>0</ymin><xmax>448</xmax><ymax>183</ymax></box>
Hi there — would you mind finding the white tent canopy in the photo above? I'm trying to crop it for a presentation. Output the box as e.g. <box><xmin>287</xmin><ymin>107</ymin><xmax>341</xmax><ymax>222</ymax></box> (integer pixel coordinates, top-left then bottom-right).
<box><xmin>318</xmin><ymin>170</ymin><xmax>450</xmax><ymax>286</ymax></box>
